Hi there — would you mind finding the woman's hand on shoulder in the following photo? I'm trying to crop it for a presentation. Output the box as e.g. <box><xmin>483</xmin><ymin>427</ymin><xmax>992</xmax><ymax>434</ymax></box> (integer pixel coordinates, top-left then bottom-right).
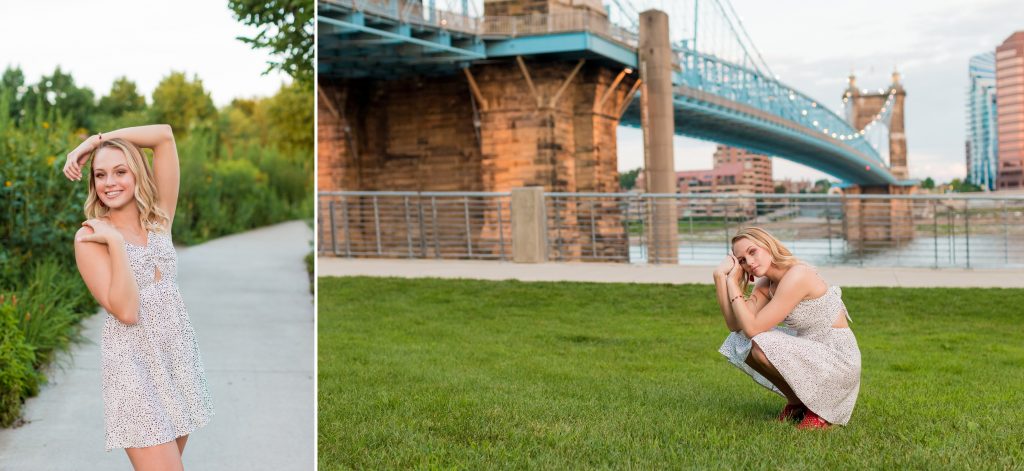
<box><xmin>76</xmin><ymin>219</ymin><xmax>123</xmax><ymax>246</ymax></box>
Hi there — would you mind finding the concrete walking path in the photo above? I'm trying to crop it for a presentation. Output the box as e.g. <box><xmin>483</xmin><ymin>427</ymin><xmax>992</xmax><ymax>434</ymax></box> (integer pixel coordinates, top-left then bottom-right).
<box><xmin>319</xmin><ymin>257</ymin><xmax>1024</xmax><ymax>288</ymax></box>
<box><xmin>0</xmin><ymin>221</ymin><xmax>314</xmax><ymax>470</ymax></box>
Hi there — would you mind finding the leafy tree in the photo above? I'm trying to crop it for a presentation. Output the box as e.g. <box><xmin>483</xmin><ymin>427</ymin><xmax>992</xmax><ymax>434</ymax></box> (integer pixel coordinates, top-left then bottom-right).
<box><xmin>1</xmin><ymin>67</ymin><xmax>26</xmax><ymax>116</ymax></box>
<box><xmin>1</xmin><ymin>67</ymin><xmax>24</xmax><ymax>93</ymax></box>
<box><xmin>812</xmin><ymin>179</ymin><xmax>831</xmax><ymax>193</ymax></box>
<box><xmin>98</xmin><ymin>77</ymin><xmax>146</xmax><ymax>117</ymax></box>
<box><xmin>619</xmin><ymin>168</ymin><xmax>641</xmax><ymax>190</ymax></box>
<box><xmin>949</xmin><ymin>178</ymin><xmax>982</xmax><ymax>193</ymax></box>
<box><xmin>920</xmin><ymin>177</ymin><xmax>935</xmax><ymax>189</ymax></box>
<box><xmin>774</xmin><ymin>184</ymin><xmax>786</xmax><ymax>194</ymax></box>
<box><xmin>229</xmin><ymin>0</ymin><xmax>314</xmax><ymax>85</ymax></box>
<box><xmin>219</xmin><ymin>98</ymin><xmax>261</xmax><ymax>153</ymax></box>
<box><xmin>20</xmin><ymin>67</ymin><xmax>96</xmax><ymax>130</ymax></box>
<box><xmin>150</xmin><ymin>72</ymin><xmax>216</xmax><ymax>138</ymax></box>
<box><xmin>257</xmin><ymin>81</ymin><xmax>313</xmax><ymax>154</ymax></box>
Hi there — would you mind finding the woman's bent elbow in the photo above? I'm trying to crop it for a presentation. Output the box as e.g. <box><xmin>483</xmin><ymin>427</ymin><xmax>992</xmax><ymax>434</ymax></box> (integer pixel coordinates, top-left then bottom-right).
<box><xmin>108</xmin><ymin>302</ymin><xmax>140</xmax><ymax>325</ymax></box>
<box><xmin>114</xmin><ymin>309</ymin><xmax>139</xmax><ymax>326</ymax></box>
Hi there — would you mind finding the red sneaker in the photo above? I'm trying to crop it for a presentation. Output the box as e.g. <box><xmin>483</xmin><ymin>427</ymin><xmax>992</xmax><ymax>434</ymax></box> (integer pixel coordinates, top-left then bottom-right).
<box><xmin>778</xmin><ymin>403</ymin><xmax>805</xmax><ymax>422</ymax></box>
<box><xmin>796</xmin><ymin>410</ymin><xmax>831</xmax><ymax>429</ymax></box>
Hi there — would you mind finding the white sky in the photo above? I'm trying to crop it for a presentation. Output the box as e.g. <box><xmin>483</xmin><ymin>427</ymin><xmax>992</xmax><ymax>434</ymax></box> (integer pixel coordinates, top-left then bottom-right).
<box><xmin>616</xmin><ymin>0</ymin><xmax>1024</xmax><ymax>183</ymax></box>
<box><xmin>0</xmin><ymin>0</ymin><xmax>291</xmax><ymax>107</ymax></box>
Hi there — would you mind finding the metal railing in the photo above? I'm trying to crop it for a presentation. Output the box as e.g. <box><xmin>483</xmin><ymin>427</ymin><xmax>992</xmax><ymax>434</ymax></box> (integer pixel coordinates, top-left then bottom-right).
<box><xmin>319</xmin><ymin>191</ymin><xmax>1024</xmax><ymax>269</ymax></box>
<box><xmin>318</xmin><ymin>191</ymin><xmax>512</xmax><ymax>260</ymax></box>
<box><xmin>323</xmin><ymin>0</ymin><xmax>482</xmax><ymax>34</ymax></box>
<box><xmin>482</xmin><ymin>10</ymin><xmax>638</xmax><ymax>47</ymax></box>
<box><xmin>324</xmin><ymin>1</ymin><xmax>638</xmax><ymax>47</ymax></box>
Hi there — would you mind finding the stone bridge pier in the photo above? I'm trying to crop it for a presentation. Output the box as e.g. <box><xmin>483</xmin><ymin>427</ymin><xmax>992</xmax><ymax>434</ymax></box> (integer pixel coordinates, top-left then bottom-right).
<box><xmin>318</xmin><ymin>0</ymin><xmax>651</xmax><ymax>261</ymax></box>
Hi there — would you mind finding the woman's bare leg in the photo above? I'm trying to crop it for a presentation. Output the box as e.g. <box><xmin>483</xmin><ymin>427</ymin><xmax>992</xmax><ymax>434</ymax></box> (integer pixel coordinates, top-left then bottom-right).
<box><xmin>125</xmin><ymin>440</ymin><xmax>183</xmax><ymax>471</ymax></box>
<box><xmin>175</xmin><ymin>435</ymin><xmax>188</xmax><ymax>455</ymax></box>
<box><xmin>746</xmin><ymin>341</ymin><xmax>802</xmax><ymax>405</ymax></box>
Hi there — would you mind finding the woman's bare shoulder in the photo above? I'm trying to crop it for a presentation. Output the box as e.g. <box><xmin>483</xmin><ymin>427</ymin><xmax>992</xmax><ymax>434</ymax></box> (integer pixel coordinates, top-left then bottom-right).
<box><xmin>778</xmin><ymin>264</ymin><xmax>818</xmax><ymax>291</ymax></box>
<box><xmin>74</xmin><ymin>224</ymin><xmax>94</xmax><ymax>240</ymax></box>
<box><xmin>786</xmin><ymin>263</ymin><xmax>817</xmax><ymax>278</ymax></box>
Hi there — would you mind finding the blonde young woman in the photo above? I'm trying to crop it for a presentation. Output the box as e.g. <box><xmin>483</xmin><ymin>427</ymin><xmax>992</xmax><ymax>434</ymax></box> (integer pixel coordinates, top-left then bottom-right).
<box><xmin>713</xmin><ymin>227</ymin><xmax>861</xmax><ymax>429</ymax></box>
<box><xmin>63</xmin><ymin>125</ymin><xmax>213</xmax><ymax>470</ymax></box>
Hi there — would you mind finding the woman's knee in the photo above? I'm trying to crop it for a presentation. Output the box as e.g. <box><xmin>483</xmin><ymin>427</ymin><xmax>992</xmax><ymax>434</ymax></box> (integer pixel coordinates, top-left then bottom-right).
<box><xmin>125</xmin><ymin>440</ymin><xmax>183</xmax><ymax>471</ymax></box>
<box><xmin>749</xmin><ymin>341</ymin><xmax>768</xmax><ymax>366</ymax></box>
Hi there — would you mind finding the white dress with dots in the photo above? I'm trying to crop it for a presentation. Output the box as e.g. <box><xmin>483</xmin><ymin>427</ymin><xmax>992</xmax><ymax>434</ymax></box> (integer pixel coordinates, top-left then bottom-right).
<box><xmin>718</xmin><ymin>275</ymin><xmax>861</xmax><ymax>425</ymax></box>
<box><xmin>101</xmin><ymin>230</ymin><xmax>214</xmax><ymax>450</ymax></box>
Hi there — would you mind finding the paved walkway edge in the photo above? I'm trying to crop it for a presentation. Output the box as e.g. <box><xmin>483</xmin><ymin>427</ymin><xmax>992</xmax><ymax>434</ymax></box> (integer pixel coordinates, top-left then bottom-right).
<box><xmin>319</xmin><ymin>257</ymin><xmax>1024</xmax><ymax>288</ymax></box>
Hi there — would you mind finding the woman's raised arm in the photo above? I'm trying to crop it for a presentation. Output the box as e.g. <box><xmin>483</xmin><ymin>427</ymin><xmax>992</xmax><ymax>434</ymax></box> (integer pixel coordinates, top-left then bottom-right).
<box><xmin>714</xmin><ymin>257</ymin><xmax>772</xmax><ymax>332</ymax></box>
<box><xmin>713</xmin><ymin>256</ymin><xmax>740</xmax><ymax>331</ymax></box>
<box><xmin>106</xmin><ymin>125</ymin><xmax>179</xmax><ymax>224</ymax></box>
<box><xmin>726</xmin><ymin>264</ymin><xmax>811</xmax><ymax>338</ymax></box>
<box><xmin>64</xmin><ymin>125</ymin><xmax>180</xmax><ymax>225</ymax></box>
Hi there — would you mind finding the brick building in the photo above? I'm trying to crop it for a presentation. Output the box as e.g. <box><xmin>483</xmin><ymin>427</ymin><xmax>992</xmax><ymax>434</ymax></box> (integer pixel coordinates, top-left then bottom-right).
<box><xmin>710</xmin><ymin>145</ymin><xmax>773</xmax><ymax>193</ymax></box>
<box><xmin>996</xmin><ymin>31</ymin><xmax>1024</xmax><ymax>189</ymax></box>
<box><xmin>635</xmin><ymin>145</ymin><xmax>773</xmax><ymax>193</ymax></box>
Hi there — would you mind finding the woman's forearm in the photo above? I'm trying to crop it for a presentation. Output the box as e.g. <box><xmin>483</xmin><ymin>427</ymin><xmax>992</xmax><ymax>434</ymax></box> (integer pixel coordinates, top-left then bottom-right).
<box><xmin>714</xmin><ymin>274</ymin><xmax>739</xmax><ymax>331</ymax></box>
<box><xmin>98</xmin><ymin>124</ymin><xmax>174</xmax><ymax>149</ymax></box>
<box><xmin>726</xmin><ymin>279</ymin><xmax>756</xmax><ymax>337</ymax></box>
<box><xmin>105</xmin><ymin>241</ymin><xmax>141</xmax><ymax>325</ymax></box>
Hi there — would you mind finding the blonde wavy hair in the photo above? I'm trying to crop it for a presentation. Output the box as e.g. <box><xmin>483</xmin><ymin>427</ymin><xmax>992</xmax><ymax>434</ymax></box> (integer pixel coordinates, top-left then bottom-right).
<box><xmin>731</xmin><ymin>226</ymin><xmax>799</xmax><ymax>292</ymax></box>
<box><xmin>84</xmin><ymin>138</ymin><xmax>170</xmax><ymax>233</ymax></box>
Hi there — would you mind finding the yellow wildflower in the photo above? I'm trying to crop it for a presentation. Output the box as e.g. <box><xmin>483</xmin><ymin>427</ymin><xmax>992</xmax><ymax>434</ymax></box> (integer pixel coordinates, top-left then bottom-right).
<box><xmin>47</xmin><ymin>156</ymin><xmax>56</xmax><ymax>165</ymax></box>
<box><xmin>42</xmin><ymin>121</ymin><xmax>50</xmax><ymax>129</ymax></box>
<box><xmin>4</xmin><ymin>181</ymin><xmax>11</xmax><ymax>187</ymax></box>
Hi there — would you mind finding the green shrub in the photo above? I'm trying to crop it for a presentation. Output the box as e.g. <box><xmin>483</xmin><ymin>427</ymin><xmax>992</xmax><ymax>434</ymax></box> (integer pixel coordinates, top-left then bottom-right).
<box><xmin>16</xmin><ymin>258</ymin><xmax>96</xmax><ymax>369</ymax></box>
<box><xmin>0</xmin><ymin>94</ymin><xmax>86</xmax><ymax>286</ymax></box>
<box><xmin>0</xmin><ymin>296</ymin><xmax>41</xmax><ymax>427</ymax></box>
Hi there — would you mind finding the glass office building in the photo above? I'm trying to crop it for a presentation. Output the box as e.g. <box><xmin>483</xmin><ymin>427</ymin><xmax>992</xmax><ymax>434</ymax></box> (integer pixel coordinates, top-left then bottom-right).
<box><xmin>966</xmin><ymin>51</ymin><xmax>998</xmax><ymax>190</ymax></box>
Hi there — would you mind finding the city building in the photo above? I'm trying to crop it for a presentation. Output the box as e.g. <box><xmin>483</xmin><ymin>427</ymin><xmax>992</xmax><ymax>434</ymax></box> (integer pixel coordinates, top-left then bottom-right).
<box><xmin>711</xmin><ymin>145</ymin><xmax>774</xmax><ymax>193</ymax></box>
<box><xmin>674</xmin><ymin>163</ymin><xmax>746</xmax><ymax>193</ymax></box>
<box><xmin>635</xmin><ymin>145</ymin><xmax>773</xmax><ymax>194</ymax></box>
<box><xmin>966</xmin><ymin>51</ymin><xmax>998</xmax><ymax>191</ymax></box>
<box><xmin>996</xmin><ymin>31</ymin><xmax>1024</xmax><ymax>189</ymax></box>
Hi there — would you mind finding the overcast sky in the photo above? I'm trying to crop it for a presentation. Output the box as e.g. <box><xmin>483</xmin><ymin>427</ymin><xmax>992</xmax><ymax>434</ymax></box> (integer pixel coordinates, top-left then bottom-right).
<box><xmin>0</xmin><ymin>0</ymin><xmax>290</xmax><ymax>107</ymax></box>
<box><xmin>616</xmin><ymin>0</ymin><xmax>1024</xmax><ymax>183</ymax></box>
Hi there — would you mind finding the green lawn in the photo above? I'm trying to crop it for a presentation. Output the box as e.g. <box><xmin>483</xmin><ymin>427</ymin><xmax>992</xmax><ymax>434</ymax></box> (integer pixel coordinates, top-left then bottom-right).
<box><xmin>318</xmin><ymin>277</ymin><xmax>1024</xmax><ymax>469</ymax></box>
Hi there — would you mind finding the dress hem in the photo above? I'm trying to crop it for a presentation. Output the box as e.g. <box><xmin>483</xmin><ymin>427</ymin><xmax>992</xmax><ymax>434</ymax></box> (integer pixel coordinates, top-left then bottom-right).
<box><xmin>751</xmin><ymin>332</ymin><xmax>853</xmax><ymax>426</ymax></box>
<box><xmin>104</xmin><ymin>412</ymin><xmax>214</xmax><ymax>452</ymax></box>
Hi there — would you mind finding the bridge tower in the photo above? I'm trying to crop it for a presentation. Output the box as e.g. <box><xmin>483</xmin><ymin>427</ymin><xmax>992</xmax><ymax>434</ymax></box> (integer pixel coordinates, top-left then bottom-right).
<box><xmin>844</xmin><ymin>71</ymin><xmax>908</xmax><ymax>180</ymax></box>
<box><xmin>841</xmin><ymin>72</ymin><xmax>914</xmax><ymax>243</ymax></box>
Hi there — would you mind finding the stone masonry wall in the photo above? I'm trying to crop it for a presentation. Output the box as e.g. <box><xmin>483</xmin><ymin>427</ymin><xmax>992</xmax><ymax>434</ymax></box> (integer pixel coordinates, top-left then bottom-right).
<box><xmin>317</xmin><ymin>59</ymin><xmax>637</xmax><ymax>260</ymax></box>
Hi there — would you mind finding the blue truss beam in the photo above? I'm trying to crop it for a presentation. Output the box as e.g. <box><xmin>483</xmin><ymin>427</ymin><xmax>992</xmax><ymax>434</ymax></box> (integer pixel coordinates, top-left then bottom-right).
<box><xmin>486</xmin><ymin>32</ymin><xmax>637</xmax><ymax>68</ymax></box>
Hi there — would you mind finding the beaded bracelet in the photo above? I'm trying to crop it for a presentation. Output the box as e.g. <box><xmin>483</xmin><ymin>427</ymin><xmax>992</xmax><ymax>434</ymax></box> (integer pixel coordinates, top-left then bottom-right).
<box><xmin>730</xmin><ymin>294</ymin><xmax>744</xmax><ymax>304</ymax></box>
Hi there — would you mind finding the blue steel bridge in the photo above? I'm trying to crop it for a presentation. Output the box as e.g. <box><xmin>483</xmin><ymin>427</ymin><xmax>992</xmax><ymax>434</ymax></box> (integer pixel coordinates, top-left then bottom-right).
<box><xmin>319</xmin><ymin>0</ymin><xmax>909</xmax><ymax>186</ymax></box>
